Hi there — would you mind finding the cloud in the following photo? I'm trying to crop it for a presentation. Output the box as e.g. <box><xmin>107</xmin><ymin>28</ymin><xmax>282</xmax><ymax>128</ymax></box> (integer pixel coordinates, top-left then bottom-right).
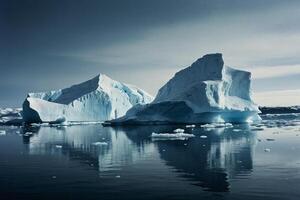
<box><xmin>253</xmin><ymin>89</ymin><xmax>300</xmax><ymax>106</ymax></box>
<box><xmin>246</xmin><ymin>65</ymin><xmax>300</xmax><ymax>79</ymax></box>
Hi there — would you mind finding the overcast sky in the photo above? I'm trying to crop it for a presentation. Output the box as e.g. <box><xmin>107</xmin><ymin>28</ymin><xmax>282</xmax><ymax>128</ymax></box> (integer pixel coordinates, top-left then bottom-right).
<box><xmin>1</xmin><ymin>0</ymin><xmax>300</xmax><ymax>107</ymax></box>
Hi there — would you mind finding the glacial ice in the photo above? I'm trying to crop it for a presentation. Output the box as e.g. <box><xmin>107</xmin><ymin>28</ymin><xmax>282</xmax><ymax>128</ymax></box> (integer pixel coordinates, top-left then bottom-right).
<box><xmin>22</xmin><ymin>74</ymin><xmax>153</xmax><ymax>123</ymax></box>
<box><xmin>108</xmin><ymin>53</ymin><xmax>261</xmax><ymax>125</ymax></box>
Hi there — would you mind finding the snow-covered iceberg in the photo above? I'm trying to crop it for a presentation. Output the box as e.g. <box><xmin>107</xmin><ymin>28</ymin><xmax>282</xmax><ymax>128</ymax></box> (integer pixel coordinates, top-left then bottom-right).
<box><xmin>108</xmin><ymin>53</ymin><xmax>261</xmax><ymax>125</ymax></box>
<box><xmin>22</xmin><ymin>74</ymin><xmax>153</xmax><ymax>123</ymax></box>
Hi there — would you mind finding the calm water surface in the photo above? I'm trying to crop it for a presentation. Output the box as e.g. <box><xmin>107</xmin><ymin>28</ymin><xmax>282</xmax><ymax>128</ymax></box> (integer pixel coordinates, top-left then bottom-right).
<box><xmin>0</xmin><ymin>114</ymin><xmax>300</xmax><ymax>200</ymax></box>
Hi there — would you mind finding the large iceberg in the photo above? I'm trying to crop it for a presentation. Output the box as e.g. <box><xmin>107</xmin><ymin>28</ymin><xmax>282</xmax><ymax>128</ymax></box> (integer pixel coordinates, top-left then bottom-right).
<box><xmin>108</xmin><ymin>53</ymin><xmax>261</xmax><ymax>125</ymax></box>
<box><xmin>22</xmin><ymin>74</ymin><xmax>153</xmax><ymax>123</ymax></box>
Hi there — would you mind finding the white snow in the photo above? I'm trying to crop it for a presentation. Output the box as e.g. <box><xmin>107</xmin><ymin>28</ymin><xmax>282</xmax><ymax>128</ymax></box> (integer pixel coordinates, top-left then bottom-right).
<box><xmin>22</xmin><ymin>74</ymin><xmax>153</xmax><ymax>123</ymax></box>
<box><xmin>109</xmin><ymin>53</ymin><xmax>261</xmax><ymax>125</ymax></box>
<box><xmin>151</xmin><ymin>132</ymin><xmax>195</xmax><ymax>140</ymax></box>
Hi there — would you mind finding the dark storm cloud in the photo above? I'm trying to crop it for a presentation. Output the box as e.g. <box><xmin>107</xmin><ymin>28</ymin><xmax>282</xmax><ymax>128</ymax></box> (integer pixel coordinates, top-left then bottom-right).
<box><xmin>1</xmin><ymin>0</ymin><xmax>300</xmax><ymax>107</ymax></box>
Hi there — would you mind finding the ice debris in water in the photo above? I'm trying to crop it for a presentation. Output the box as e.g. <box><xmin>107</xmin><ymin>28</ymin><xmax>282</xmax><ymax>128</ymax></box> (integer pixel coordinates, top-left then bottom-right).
<box><xmin>201</xmin><ymin>123</ymin><xmax>233</xmax><ymax>129</ymax></box>
<box><xmin>92</xmin><ymin>142</ymin><xmax>108</xmax><ymax>146</ymax></box>
<box><xmin>151</xmin><ymin>132</ymin><xmax>195</xmax><ymax>140</ymax></box>
<box><xmin>200</xmin><ymin>135</ymin><xmax>208</xmax><ymax>139</ymax></box>
<box><xmin>24</xmin><ymin>132</ymin><xmax>33</xmax><ymax>136</ymax></box>
<box><xmin>173</xmin><ymin>128</ymin><xmax>185</xmax><ymax>133</ymax></box>
<box><xmin>0</xmin><ymin>130</ymin><xmax>6</xmax><ymax>136</ymax></box>
<box><xmin>232</xmin><ymin>129</ymin><xmax>242</xmax><ymax>132</ymax></box>
<box><xmin>55</xmin><ymin>145</ymin><xmax>63</xmax><ymax>148</ymax></box>
<box><xmin>264</xmin><ymin>148</ymin><xmax>271</xmax><ymax>152</ymax></box>
<box><xmin>186</xmin><ymin>124</ymin><xmax>196</xmax><ymax>128</ymax></box>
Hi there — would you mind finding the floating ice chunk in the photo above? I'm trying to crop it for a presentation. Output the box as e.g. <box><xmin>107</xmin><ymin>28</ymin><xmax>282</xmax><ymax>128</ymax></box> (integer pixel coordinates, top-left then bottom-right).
<box><xmin>0</xmin><ymin>130</ymin><xmax>6</xmax><ymax>136</ymax></box>
<box><xmin>264</xmin><ymin>148</ymin><xmax>271</xmax><ymax>152</ymax></box>
<box><xmin>92</xmin><ymin>142</ymin><xmax>108</xmax><ymax>146</ymax></box>
<box><xmin>201</xmin><ymin>123</ymin><xmax>233</xmax><ymax>128</ymax></box>
<box><xmin>232</xmin><ymin>129</ymin><xmax>242</xmax><ymax>132</ymax></box>
<box><xmin>173</xmin><ymin>128</ymin><xmax>185</xmax><ymax>133</ymax></box>
<box><xmin>24</xmin><ymin>132</ymin><xmax>33</xmax><ymax>136</ymax></box>
<box><xmin>200</xmin><ymin>135</ymin><xmax>208</xmax><ymax>139</ymax></box>
<box><xmin>115</xmin><ymin>175</ymin><xmax>121</xmax><ymax>178</ymax></box>
<box><xmin>151</xmin><ymin>132</ymin><xmax>195</xmax><ymax>140</ymax></box>
<box><xmin>186</xmin><ymin>124</ymin><xmax>196</xmax><ymax>128</ymax></box>
<box><xmin>55</xmin><ymin>145</ymin><xmax>63</xmax><ymax>148</ymax></box>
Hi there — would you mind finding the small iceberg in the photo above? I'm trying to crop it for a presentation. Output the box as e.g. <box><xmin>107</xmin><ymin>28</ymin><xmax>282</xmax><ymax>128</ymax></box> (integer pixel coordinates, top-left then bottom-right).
<box><xmin>173</xmin><ymin>128</ymin><xmax>185</xmax><ymax>133</ymax></box>
<box><xmin>151</xmin><ymin>132</ymin><xmax>195</xmax><ymax>141</ymax></box>
<box><xmin>264</xmin><ymin>148</ymin><xmax>271</xmax><ymax>152</ymax></box>
<box><xmin>200</xmin><ymin>135</ymin><xmax>208</xmax><ymax>139</ymax></box>
<box><xmin>55</xmin><ymin>145</ymin><xmax>63</xmax><ymax>148</ymax></box>
<box><xmin>24</xmin><ymin>132</ymin><xmax>33</xmax><ymax>136</ymax></box>
<box><xmin>186</xmin><ymin>124</ymin><xmax>196</xmax><ymax>128</ymax></box>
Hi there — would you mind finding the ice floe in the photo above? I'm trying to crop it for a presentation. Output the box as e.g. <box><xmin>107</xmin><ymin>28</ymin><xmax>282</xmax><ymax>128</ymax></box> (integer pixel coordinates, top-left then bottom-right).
<box><xmin>151</xmin><ymin>132</ymin><xmax>195</xmax><ymax>140</ymax></box>
<box><xmin>92</xmin><ymin>142</ymin><xmax>108</xmax><ymax>146</ymax></box>
<box><xmin>201</xmin><ymin>123</ymin><xmax>233</xmax><ymax>129</ymax></box>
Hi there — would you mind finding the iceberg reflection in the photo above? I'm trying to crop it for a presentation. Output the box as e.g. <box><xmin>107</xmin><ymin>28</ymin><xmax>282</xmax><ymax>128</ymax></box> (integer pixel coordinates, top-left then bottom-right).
<box><xmin>21</xmin><ymin>124</ymin><xmax>256</xmax><ymax>192</ymax></box>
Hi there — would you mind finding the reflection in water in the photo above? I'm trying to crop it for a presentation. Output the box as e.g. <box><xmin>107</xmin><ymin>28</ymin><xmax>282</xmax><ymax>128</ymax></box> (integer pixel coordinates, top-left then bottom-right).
<box><xmin>21</xmin><ymin>124</ymin><xmax>256</xmax><ymax>192</ymax></box>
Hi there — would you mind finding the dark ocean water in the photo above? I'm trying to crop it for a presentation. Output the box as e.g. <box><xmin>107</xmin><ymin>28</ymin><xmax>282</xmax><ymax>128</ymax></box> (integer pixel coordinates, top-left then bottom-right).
<box><xmin>0</xmin><ymin>114</ymin><xmax>300</xmax><ymax>200</ymax></box>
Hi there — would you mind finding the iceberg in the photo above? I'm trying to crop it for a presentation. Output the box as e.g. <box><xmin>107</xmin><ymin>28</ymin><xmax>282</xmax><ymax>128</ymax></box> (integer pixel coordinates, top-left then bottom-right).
<box><xmin>108</xmin><ymin>53</ymin><xmax>261</xmax><ymax>125</ymax></box>
<box><xmin>22</xmin><ymin>74</ymin><xmax>153</xmax><ymax>123</ymax></box>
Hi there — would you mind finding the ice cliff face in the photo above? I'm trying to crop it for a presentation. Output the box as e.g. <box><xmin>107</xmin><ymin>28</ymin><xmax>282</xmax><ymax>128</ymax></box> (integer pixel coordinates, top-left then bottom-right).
<box><xmin>109</xmin><ymin>53</ymin><xmax>261</xmax><ymax>125</ymax></box>
<box><xmin>22</xmin><ymin>74</ymin><xmax>153</xmax><ymax>123</ymax></box>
